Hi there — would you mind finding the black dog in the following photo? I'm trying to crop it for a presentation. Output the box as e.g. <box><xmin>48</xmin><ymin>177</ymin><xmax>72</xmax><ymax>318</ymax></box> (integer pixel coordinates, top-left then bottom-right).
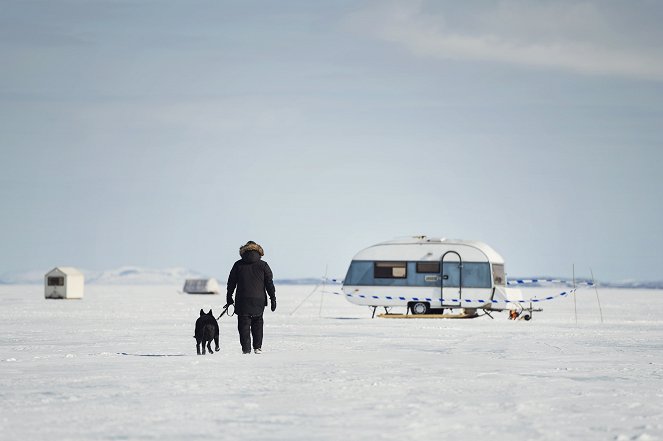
<box><xmin>194</xmin><ymin>309</ymin><xmax>220</xmax><ymax>355</ymax></box>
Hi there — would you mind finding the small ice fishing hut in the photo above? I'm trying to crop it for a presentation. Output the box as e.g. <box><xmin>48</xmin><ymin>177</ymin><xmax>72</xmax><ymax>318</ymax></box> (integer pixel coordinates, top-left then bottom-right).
<box><xmin>183</xmin><ymin>278</ymin><xmax>220</xmax><ymax>295</ymax></box>
<box><xmin>44</xmin><ymin>267</ymin><xmax>84</xmax><ymax>299</ymax></box>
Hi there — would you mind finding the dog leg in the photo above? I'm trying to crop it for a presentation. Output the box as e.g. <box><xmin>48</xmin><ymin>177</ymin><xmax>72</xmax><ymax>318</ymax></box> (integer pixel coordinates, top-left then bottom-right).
<box><xmin>196</xmin><ymin>341</ymin><xmax>201</xmax><ymax>355</ymax></box>
<box><xmin>207</xmin><ymin>341</ymin><xmax>213</xmax><ymax>355</ymax></box>
<box><xmin>214</xmin><ymin>335</ymin><xmax>220</xmax><ymax>352</ymax></box>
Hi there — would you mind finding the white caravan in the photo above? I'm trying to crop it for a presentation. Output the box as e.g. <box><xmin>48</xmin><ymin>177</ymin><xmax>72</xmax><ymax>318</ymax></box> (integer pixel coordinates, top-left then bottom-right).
<box><xmin>342</xmin><ymin>236</ymin><xmax>527</xmax><ymax>317</ymax></box>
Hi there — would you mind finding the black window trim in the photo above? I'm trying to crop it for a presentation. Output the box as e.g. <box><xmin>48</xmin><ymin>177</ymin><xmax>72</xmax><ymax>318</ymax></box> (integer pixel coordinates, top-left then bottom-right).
<box><xmin>373</xmin><ymin>261</ymin><xmax>408</xmax><ymax>279</ymax></box>
<box><xmin>47</xmin><ymin>276</ymin><xmax>65</xmax><ymax>286</ymax></box>
<box><xmin>416</xmin><ymin>261</ymin><xmax>441</xmax><ymax>274</ymax></box>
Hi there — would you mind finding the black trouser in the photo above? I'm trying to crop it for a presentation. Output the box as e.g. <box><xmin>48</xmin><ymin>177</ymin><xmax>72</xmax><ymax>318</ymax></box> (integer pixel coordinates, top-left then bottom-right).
<box><xmin>237</xmin><ymin>314</ymin><xmax>263</xmax><ymax>353</ymax></box>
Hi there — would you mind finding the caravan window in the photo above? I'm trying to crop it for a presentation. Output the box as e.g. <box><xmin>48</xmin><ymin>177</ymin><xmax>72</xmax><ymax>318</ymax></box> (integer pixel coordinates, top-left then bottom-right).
<box><xmin>48</xmin><ymin>276</ymin><xmax>64</xmax><ymax>286</ymax></box>
<box><xmin>374</xmin><ymin>262</ymin><xmax>407</xmax><ymax>279</ymax></box>
<box><xmin>416</xmin><ymin>262</ymin><xmax>440</xmax><ymax>273</ymax></box>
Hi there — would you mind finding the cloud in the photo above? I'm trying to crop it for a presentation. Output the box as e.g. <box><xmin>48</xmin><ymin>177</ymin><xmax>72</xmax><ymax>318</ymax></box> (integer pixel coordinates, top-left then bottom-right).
<box><xmin>347</xmin><ymin>0</ymin><xmax>663</xmax><ymax>80</ymax></box>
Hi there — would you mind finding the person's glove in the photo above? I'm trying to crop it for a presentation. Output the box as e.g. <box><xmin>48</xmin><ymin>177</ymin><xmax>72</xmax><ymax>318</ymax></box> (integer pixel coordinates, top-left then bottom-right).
<box><xmin>226</xmin><ymin>295</ymin><xmax>234</xmax><ymax>305</ymax></box>
<box><xmin>270</xmin><ymin>299</ymin><xmax>276</xmax><ymax>312</ymax></box>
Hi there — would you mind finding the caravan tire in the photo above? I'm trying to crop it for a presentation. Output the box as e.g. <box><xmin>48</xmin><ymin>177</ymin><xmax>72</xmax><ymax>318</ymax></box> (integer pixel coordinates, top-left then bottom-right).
<box><xmin>410</xmin><ymin>302</ymin><xmax>430</xmax><ymax>315</ymax></box>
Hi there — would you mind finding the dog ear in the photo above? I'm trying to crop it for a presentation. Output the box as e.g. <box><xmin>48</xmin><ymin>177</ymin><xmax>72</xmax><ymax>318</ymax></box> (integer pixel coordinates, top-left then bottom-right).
<box><xmin>208</xmin><ymin>309</ymin><xmax>213</xmax><ymax>316</ymax></box>
<box><xmin>200</xmin><ymin>309</ymin><xmax>204</xmax><ymax>316</ymax></box>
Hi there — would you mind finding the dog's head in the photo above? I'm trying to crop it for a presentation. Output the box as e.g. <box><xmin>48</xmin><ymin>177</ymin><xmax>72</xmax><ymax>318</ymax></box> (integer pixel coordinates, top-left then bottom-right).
<box><xmin>199</xmin><ymin>309</ymin><xmax>214</xmax><ymax>317</ymax></box>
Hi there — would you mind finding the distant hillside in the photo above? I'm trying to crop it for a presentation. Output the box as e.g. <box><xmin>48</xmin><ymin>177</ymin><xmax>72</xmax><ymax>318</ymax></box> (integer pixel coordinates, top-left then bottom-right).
<box><xmin>274</xmin><ymin>278</ymin><xmax>327</xmax><ymax>285</ymax></box>
<box><xmin>507</xmin><ymin>276</ymin><xmax>663</xmax><ymax>289</ymax></box>
<box><xmin>1</xmin><ymin>268</ymin><xmax>662</xmax><ymax>289</ymax></box>
<box><xmin>0</xmin><ymin>269</ymin><xmax>47</xmax><ymax>285</ymax></box>
<box><xmin>0</xmin><ymin>267</ymin><xmax>207</xmax><ymax>285</ymax></box>
<box><xmin>87</xmin><ymin>267</ymin><xmax>208</xmax><ymax>285</ymax></box>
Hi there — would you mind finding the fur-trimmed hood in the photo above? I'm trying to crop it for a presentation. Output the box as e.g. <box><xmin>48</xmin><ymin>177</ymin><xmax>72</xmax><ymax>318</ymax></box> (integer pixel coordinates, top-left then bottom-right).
<box><xmin>239</xmin><ymin>241</ymin><xmax>264</xmax><ymax>257</ymax></box>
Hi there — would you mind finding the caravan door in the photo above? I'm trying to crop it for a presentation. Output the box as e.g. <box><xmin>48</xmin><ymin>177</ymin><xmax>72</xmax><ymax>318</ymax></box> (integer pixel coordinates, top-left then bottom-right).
<box><xmin>441</xmin><ymin>253</ymin><xmax>462</xmax><ymax>307</ymax></box>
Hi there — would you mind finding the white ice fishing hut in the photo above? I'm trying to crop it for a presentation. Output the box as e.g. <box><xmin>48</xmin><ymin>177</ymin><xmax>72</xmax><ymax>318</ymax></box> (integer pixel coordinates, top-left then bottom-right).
<box><xmin>183</xmin><ymin>278</ymin><xmax>220</xmax><ymax>295</ymax></box>
<box><xmin>44</xmin><ymin>267</ymin><xmax>84</xmax><ymax>299</ymax></box>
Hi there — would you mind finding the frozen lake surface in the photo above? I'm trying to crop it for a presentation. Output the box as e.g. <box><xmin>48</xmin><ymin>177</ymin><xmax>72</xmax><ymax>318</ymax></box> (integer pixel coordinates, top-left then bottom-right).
<box><xmin>1</xmin><ymin>284</ymin><xmax>662</xmax><ymax>441</ymax></box>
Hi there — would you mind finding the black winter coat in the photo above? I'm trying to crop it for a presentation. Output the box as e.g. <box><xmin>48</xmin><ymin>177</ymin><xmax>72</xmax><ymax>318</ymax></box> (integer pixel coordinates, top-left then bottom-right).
<box><xmin>227</xmin><ymin>250</ymin><xmax>276</xmax><ymax>316</ymax></box>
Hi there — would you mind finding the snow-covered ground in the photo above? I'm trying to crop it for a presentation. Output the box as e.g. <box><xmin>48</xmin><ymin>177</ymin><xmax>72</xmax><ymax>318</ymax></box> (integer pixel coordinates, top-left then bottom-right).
<box><xmin>1</xmin><ymin>284</ymin><xmax>662</xmax><ymax>441</ymax></box>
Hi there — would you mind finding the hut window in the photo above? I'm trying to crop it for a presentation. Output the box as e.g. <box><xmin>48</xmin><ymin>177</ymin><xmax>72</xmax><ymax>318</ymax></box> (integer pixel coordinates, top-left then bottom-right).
<box><xmin>416</xmin><ymin>262</ymin><xmax>440</xmax><ymax>273</ymax></box>
<box><xmin>374</xmin><ymin>262</ymin><xmax>407</xmax><ymax>279</ymax></box>
<box><xmin>48</xmin><ymin>276</ymin><xmax>64</xmax><ymax>286</ymax></box>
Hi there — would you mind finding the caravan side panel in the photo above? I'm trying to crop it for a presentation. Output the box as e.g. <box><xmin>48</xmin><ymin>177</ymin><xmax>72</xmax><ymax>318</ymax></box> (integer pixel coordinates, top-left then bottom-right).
<box><xmin>342</xmin><ymin>260</ymin><xmax>495</xmax><ymax>308</ymax></box>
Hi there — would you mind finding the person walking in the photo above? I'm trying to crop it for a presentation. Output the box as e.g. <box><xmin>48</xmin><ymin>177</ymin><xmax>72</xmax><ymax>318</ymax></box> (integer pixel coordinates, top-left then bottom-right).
<box><xmin>226</xmin><ymin>241</ymin><xmax>276</xmax><ymax>354</ymax></box>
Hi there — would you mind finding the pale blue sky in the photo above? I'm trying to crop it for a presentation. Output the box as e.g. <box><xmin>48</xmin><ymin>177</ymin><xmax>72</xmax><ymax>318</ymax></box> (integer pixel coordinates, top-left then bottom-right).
<box><xmin>1</xmin><ymin>0</ymin><xmax>662</xmax><ymax>282</ymax></box>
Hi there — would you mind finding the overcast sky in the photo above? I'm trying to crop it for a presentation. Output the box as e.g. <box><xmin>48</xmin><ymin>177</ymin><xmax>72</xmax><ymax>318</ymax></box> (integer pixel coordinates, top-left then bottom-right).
<box><xmin>1</xmin><ymin>0</ymin><xmax>662</xmax><ymax>282</ymax></box>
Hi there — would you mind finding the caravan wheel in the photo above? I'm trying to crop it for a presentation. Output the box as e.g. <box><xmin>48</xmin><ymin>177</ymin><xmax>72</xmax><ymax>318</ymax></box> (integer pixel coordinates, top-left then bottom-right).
<box><xmin>410</xmin><ymin>302</ymin><xmax>429</xmax><ymax>315</ymax></box>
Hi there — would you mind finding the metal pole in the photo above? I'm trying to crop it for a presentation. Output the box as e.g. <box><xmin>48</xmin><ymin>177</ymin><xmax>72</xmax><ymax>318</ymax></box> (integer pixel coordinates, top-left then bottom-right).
<box><xmin>590</xmin><ymin>267</ymin><xmax>604</xmax><ymax>324</ymax></box>
<box><xmin>573</xmin><ymin>264</ymin><xmax>578</xmax><ymax>325</ymax></box>
<box><xmin>441</xmin><ymin>251</ymin><xmax>462</xmax><ymax>308</ymax></box>
<box><xmin>289</xmin><ymin>283</ymin><xmax>321</xmax><ymax>316</ymax></box>
<box><xmin>319</xmin><ymin>265</ymin><xmax>327</xmax><ymax>318</ymax></box>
